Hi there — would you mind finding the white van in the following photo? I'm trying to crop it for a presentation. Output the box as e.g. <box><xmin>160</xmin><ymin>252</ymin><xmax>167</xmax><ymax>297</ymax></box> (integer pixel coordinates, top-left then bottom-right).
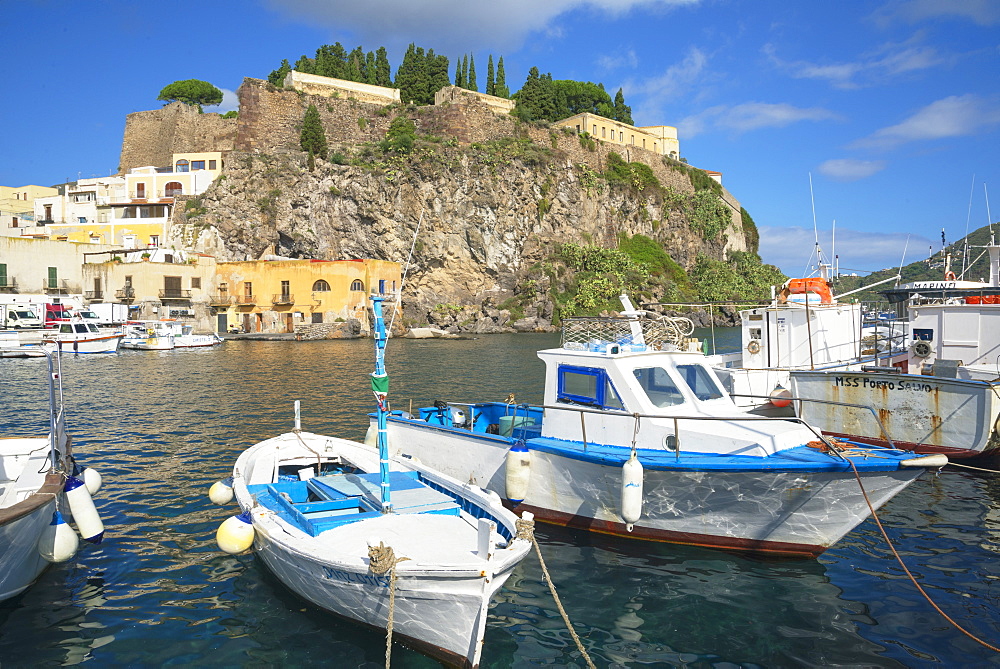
<box><xmin>1</xmin><ymin>305</ymin><xmax>44</xmax><ymax>328</ymax></box>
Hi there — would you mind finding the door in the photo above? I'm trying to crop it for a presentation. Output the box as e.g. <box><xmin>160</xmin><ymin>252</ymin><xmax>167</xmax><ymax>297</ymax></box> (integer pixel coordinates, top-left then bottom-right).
<box><xmin>164</xmin><ymin>276</ymin><xmax>181</xmax><ymax>298</ymax></box>
<box><xmin>217</xmin><ymin>313</ymin><xmax>227</xmax><ymax>334</ymax></box>
<box><xmin>285</xmin><ymin>313</ymin><xmax>294</xmax><ymax>333</ymax></box>
<box><xmin>136</xmin><ymin>183</ymin><xmax>146</xmax><ymax>199</ymax></box>
<box><xmin>242</xmin><ymin>313</ymin><xmax>251</xmax><ymax>332</ymax></box>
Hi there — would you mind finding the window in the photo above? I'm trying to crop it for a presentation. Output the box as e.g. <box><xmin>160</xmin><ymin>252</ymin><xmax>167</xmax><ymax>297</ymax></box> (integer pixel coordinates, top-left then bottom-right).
<box><xmin>191</xmin><ymin>278</ymin><xmax>201</xmax><ymax>289</ymax></box>
<box><xmin>676</xmin><ymin>365</ymin><xmax>724</xmax><ymax>401</ymax></box>
<box><xmin>244</xmin><ymin>281</ymin><xmax>253</xmax><ymax>297</ymax></box>
<box><xmin>149</xmin><ymin>235</ymin><xmax>160</xmax><ymax>247</ymax></box>
<box><xmin>175</xmin><ymin>159</ymin><xmax>190</xmax><ymax>173</ymax></box>
<box><xmin>601</xmin><ymin>127</ymin><xmax>606</xmax><ymax>138</ymax></box>
<box><xmin>378</xmin><ymin>279</ymin><xmax>386</xmax><ymax>294</ymax></box>
<box><xmin>47</xmin><ymin>267</ymin><xmax>58</xmax><ymax>289</ymax></box>
<box><xmin>311</xmin><ymin>313</ymin><xmax>323</xmax><ymax>324</ymax></box>
<box><xmin>219</xmin><ymin>282</ymin><xmax>228</xmax><ymax>294</ymax></box>
<box><xmin>350</xmin><ymin>279</ymin><xmax>364</xmax><ymax>292</ymax></box>
<box><xmin>0</xmin><ymin>264</ymin><xmax>7</xmax><ymax>286</ymax></box>
<box><xmin>556</xmin><ymin>365</ymin><xmax>625</xmax><ymax>410</ymax></box>
<box><xmin>136</xmin><ymin>183</ymin><xmax>146</xmax><ymax>198</ymax></box>
<box><xmin>165</xmin><ymin>182</ymin><xmax>183</xmax><ymax>197</ymax></box>
<box><xmin>11</xmin><ymin>217</ymin><xmax>17</xmax><ymax>228</ymax></box>
<box><xmin>192</xmin><ymin>160</ymin><xmax>206</xmax><ymax>170</ymax></box>
<box><xmin>312</xmin><ymin>280</ymin><xmax>330</xmax><ymax>292</ymax></box>
<box><xmin>208</xmin><ymin>160</ymin><xmax>217</xmax><ymax>169</ymax></box>
<box><xmin>78</xmin><ymin>217</ymin><xmax>87</xmax><ymax>224</ymax></box>
<box><xmin>280</xmin><ymin>280</ymin><xmax>290</xmax><ymax>297</ymax></box>
<box><xmin>633</xmin><ymin>367</ymin><xmax>685</xmax><ymax>407</ymax></box>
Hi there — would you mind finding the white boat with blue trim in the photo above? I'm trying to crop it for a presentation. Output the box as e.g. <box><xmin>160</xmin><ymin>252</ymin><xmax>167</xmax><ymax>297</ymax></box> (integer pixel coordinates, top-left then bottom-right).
<box><xmin>372</xmin><ymin>300</ymin><xmax>946</xmax><ymax>557</ymax></box>
<box><xmin>213</xmin><ymin>296</ymin><xmax>531</xmax><ymax>668</ymax></box>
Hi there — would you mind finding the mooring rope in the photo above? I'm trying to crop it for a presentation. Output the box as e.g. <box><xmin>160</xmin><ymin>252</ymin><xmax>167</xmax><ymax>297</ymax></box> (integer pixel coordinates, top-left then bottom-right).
<box><xmin>516</xmin><ymin>516</ymin><xmax>597</xmax><ymax>668</ymax></box>
<box><xmin>848</xmin><ymin>460</ymin><xmax>1000</xmax><ymax>652</ymax></box>
<box><xmin>946</xmin><ymin>461</ymin><xmax>1000</xmax><ymax>474</ymax></box>
<box><xmin>368</xmin><ymin>541</ymin><xmax>411</xmax><ymax>668</ymax></box>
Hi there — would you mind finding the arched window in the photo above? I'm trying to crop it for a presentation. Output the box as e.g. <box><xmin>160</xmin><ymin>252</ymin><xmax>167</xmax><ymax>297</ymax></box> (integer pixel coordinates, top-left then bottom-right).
<box><xmin>312</xmin><ymin>280</ymin><xmax>331</xmax><ymax>292</ymax></box>
<box><xmin>350</xmin><ymin>280</ymin><xmax>364</xmax><ymax>292</ymax></box>
<box><xmin>165</xmin><ymin>182</ymin><xmax>183</xmax><ymax>197</ymax></box>
<box><xmin>175</xmin><ymin>159</ymin><xmax>190</xmax><ymax>173</ymax></box>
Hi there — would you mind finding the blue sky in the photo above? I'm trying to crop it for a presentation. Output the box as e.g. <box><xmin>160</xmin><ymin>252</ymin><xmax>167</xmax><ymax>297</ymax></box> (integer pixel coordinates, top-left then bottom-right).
<box><xmin>3</xmin><ymin>0</ymin><xmax>998</xmax><ymax>276</ymax></box>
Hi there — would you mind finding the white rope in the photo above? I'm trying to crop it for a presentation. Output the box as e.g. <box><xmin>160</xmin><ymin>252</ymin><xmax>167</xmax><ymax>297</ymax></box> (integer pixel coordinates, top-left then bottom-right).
<box><xmin>368</xmin><ymin>541</ymin><xmax>410</xmax><ymax>668</ymax></box>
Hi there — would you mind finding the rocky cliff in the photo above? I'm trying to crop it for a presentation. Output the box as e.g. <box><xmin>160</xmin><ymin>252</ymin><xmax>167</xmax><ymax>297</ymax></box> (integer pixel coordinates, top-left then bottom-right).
<box><xmin>169</xmin><ymin>78</ymin><xmax>759</xmax><ymax>331</ymax></box>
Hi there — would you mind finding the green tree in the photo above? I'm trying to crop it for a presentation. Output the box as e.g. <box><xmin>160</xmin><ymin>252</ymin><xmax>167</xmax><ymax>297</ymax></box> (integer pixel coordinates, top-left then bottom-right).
<box><xmin>294</xmin><ymin>54</ymin><xmax>314</xmax><ymax>73</ymax></box>
<box><xmin>375</xmin><ymin>47</ymin><xmax>392</xmax><ymax>86</ymax></box>
<box><xmin>613</xmin><ymin>88</ymin><xmax>633</xmax><ymax>125</ymax></box>
<box><xmin>365</xmin><ymin>51</ymin><xmax>377</xmax><ymax>85</ymax></box>
<box><xmin>300</xmin><ymin>104</ymin><xmax>327</xmax><ymax>159</ymax></box>
<box><xmin>157</xmin><ymin>79</ymin><xmax>223</xmax><ymax>108</ymax></box>
<box><xmin>495</xmin><ymin>57</ymin><xmax>509</xmax><ymax>97</ymax></box>
<box><xmin>552</xmin><ymin>80</ymin><xmax>613</xmax><ymax>117</ymax></box>
<box><xmin>268</xmin><ymin>59</ymin><xmax>291</xmax><ymax>86</ymax></box>
<box><xmin>395</xmin><ymin>43</ymin><xmax>425</xmax><ymax>103</ymax></box>
<box><xmin>513</xmin><ymin>67</ymin><xmax>559</xmax><ymax>121</ymax></box>
<box><xmin>454</xmin><ymin>60</ymin><xmax>464</xmax><ymax>88</ymax></box>
<box><xmin>347</xmin><ymin>46</ymin><xmax>365</xmax><ymax>81</ymax></box>
<box><xmin>428</xmin><ymin>51</ymin><xmax>451</xmax><ymax>98</ymax></box>
<box><xmin>314</xmin><ymin>43</ymin><xmax>347</xmax><ymax>78</ymax></box>
<box><xmin>461</xmin><ymin>55</ymin><xmax>469</xmax><ymax>90</ymax></box>
<box><xmin>379</xmin><ymin>116</ymin><xmax>416</xmax><ymax>155</ymax></box>
<box><xmin>486</xmin><ymin>55</ymin><xmax>495</xmax><ymax>96</ymax></box>
<box><xmin>468</xmin><ymin>55</ymin><xmax>477</xmax><ymax>92</ymax></box>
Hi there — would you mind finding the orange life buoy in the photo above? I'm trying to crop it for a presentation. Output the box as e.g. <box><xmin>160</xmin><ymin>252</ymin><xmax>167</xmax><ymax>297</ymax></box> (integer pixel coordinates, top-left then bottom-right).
<box><xmin>944</xmin><ymin>271</ymin><xmax>956</xmax><ymax>281</ymax></box>
<box><xmin>785</xmin><ymin>278</ymin><xmax>833</xmax><ymax>304</ymax></box>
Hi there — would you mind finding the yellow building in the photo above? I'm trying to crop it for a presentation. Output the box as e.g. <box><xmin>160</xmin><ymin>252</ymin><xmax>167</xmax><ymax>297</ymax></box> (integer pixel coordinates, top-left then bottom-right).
<box><xmin>213</xmin><ymin>258</ymin><xmax>401</xmax><ymax>334</ymax></box>
<box><xmin>1</xmin><ymin>184</ymin><xmax>59</xmax><ymax>232</ymax></box>
<box><xmin>554</xmin><ymin>113</ymin><xmax>680</xmax><ymax>159</ymax></box>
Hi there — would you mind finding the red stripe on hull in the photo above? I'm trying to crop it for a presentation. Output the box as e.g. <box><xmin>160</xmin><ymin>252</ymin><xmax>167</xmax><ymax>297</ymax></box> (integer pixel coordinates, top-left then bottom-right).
<box><xmin>513</xmin><ymin>504</ymin><xmax>826</xmax><ymax>559</ymax></box>
<box><xmin>822</xmin><ymin>430</ymin><xmax>997</xmax><ymax>461</ymax></box>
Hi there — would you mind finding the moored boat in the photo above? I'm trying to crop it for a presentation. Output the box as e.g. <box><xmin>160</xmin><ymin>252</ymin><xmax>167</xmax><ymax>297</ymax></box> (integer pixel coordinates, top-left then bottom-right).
<box><xmin>41</xmin><ymin>321</ymin><xmax>122</xmax><ymax>354</ymax></box>
<box><xmin>120</xmin><ymin>321</ymin><xmax>175</xmax><ymax>350</ymax></box>
<box><xmin>371</xmin><ymin>301</ymin><xmax>945</xmax><ymax>557</ymax></box>
<box><xmin>212</xmin><ymin>296</ymin><xmax>531</xmax><ymax>667</ymax></box>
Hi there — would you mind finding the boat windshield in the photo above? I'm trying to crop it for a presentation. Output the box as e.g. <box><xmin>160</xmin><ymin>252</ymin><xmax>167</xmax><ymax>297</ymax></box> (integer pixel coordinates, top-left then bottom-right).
<box><xmin>632</xmin><ymin>367</ymin><xmax>685</xmax><ymax>408</ymax></box>
<box><xmin>675</xmin><ymin>364</ymin><xmax>725</xmax><ymax>401</ymax></box>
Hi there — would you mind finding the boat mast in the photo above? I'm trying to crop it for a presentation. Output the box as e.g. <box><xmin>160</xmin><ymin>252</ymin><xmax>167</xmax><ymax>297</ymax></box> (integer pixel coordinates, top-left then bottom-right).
<box><xmin>370</xmin><ymin>295</ymin><xmax>392</xmax><ymax>513</ymax></box>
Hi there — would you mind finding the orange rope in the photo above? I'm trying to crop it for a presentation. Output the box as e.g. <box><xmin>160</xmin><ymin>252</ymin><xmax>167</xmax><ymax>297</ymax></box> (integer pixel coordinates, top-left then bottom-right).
<box><xmin>848</xmin><ymin>460</ymin><xmax>1000</xmax><ymax>652</ymax></box>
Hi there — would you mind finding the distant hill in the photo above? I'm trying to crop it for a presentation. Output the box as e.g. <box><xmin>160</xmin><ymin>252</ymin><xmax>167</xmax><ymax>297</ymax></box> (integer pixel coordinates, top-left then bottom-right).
<box><xmin>830</xmin><ymin>222</ymin><xmax>999</xmax><ymax>303</ymax></box>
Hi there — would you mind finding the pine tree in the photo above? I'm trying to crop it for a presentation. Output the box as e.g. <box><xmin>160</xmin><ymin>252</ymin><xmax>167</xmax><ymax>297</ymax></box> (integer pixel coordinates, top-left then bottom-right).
<box><xmin>375</xmin><ymin>47</ymin><xmax>392</xmax><ymax>86</ymax></box>
<box><xmin>495</xmin><ymin>56</ymin><xmax>509</xmax><ymax>98</ymax></box>
<box><xmin>428</xmin><ymin>52</ymin><xmax>451</xmax><ymax>99</ymax></box>
<box><xmin>268</xmin><ymin>59</ymin><xmax>291</xmax><ymax>86</ymax></box>
<box><xmin>486</xmin><ymin>55</ymin><xmax>495</xmax><ymax>96</ymax></box>
<box><xmin>348</xmin><ymin>46</ymin><xmax>365</xmax><ymax>82</ymax></box>
<box><xmin>468</xmin><ymin>55</ymin><xmax>478</xmax><ymax>92</ymax></box>
<box><xmin>294</xmin><ymin>55</ymin><xmax>314</xmax><ymax>74</ymax></box>
<box><xmin>613</xmin><ymin>88</ymin><xmax>634</xmax><ymax>125</ymax></box>
<box><xmin>300</xmin><ymin>104</ymin><xmax>327</xmax><ymax>158</ymax></box>
<box><xmin>365</xmin><ymin>51</ymin><xmax>377</xmax><ymax>85</ymax></box>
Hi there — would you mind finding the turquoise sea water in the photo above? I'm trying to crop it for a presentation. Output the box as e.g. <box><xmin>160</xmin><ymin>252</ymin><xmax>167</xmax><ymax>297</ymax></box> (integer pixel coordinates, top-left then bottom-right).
<box><xmin>0</xmin><ymin>331</ymin><xmax>998</xmax><ymax>667</ymax></box>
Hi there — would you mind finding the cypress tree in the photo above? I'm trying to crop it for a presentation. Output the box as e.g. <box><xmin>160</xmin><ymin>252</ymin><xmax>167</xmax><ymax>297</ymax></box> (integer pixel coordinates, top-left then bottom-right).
<box><xmin>468</xmin><ymin>55</ymin><xmax>477</xmax><ymax>92</ymax></box>
<box><xmin>455</xmin><ymin>61</ymin><xmax>463</xmax><ymax>88</ymax></box>
<box><xmin>486</xmin><ymin>55</ymin><xmax>495</xmax><ymax>96</ymax></box>
<box><xmin>613</xmin><ymin>88</ymin><xmax>633</xmax><ymax>125</ymax></box>
<box><xmin>300</xmin><ymin>104</ymin><xmax>327</xmax><ymax>158</ymax></box>
<box><xmin>496</xmin><ymin>56</ymin><xmax>509</xmax><ymax>97</ymax></box>
<box><xmin>429</xmin><ymin>52</ymin><xmax>451</xmax><ymax>99</ymax></box>
<box><xmin>375</xmin><ymin>47</ymin><xmax>392</xmax><ymax>86</ymax></box>
<box><xmin>461</xmin><ymin>55</ymin><xmax>469</xmax><ymax>91</ymax></box>
<box><xmin>365</xmin><ymin>51</ymin><xmax>377</xmax><ymax>85</ymax></box>
<box><xmin>348</xmin><ymin>46</ymin><xmax>364</xmax><ymax>82</ymax></box>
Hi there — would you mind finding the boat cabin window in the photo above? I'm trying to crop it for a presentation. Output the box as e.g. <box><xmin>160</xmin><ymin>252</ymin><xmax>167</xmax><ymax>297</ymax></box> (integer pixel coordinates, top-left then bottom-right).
<box><xmin>87</xmin><ymin>324</ymin><xmax>100</xmax><ymax>333</ymax></box>
<box><xmin>676</xmin><ymin>364</ymin><xmax>725</xmax><ymax>401</ymax></box>
<box><xmin>75</xmin><ymin>324</ymin><xmax>88</xmax><ymax>333</ymax></box>
<box><xmin>59</xmin><ymin>324</ymin><xmax>72</xmax><ymax>333</ymax></box>
<box><xmin>557</xmin><ymin>365</ymin><xmax>626</xmax><ymax>410</ymax></box>
<box><xmin>633</xmin><ymin>367</ymin><xmax>685</xmax><ymax>407</ymax></box>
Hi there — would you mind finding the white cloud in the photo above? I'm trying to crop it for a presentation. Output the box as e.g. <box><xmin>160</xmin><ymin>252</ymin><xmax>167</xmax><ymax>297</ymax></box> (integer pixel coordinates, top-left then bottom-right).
<box><xmin>852</xmin><ymin>94</ymin><xmax>1000</xmax><ymax>149</ymax></box>
<box><xmin>598</xmin><ymin>49</ymin><xmax>639</xmax><ymax>71</ymax></box>
<box><xmin>875</xmin><ymin>0</ymin><xmax>1000</xmax><ymax>26</ymax></box>
<box><xmin>817</xmin><ymin>158</ymin><xmax>887</xmax><ymax>181</ymax></box>
<box><xmin>265</xmin><ymin>0</ymin><xmax>699</xmax><ymax>52</ymax></box>
<box><xmin>759</xmin><ymin>225</ymin><xmax>933</xmax><ymax>275</ymax></box>
<box><xmin>678</xmin><ymin>102</ymin><xmax>839</xmax><ymax>137</ymax></box>
<box><xmin>762</xmin><ymin>39</ymin><xmax>944</xmax><ymax>89</ymax></box>
<box><xmin>624</xmin><ymin>47</ymin><xmax>708</xmax><ymax>123</ymax></box>
<box><xmin>216</xmin><ymin>89</ymin><xmax>239</xmax><ymax>114</ymax></box>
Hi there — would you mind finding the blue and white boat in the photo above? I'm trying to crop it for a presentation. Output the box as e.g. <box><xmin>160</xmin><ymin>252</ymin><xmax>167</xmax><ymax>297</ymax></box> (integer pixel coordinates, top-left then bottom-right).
<box><xmin>214</xmin><ymin>296</ymin><xmax>531</xmax><ymax>668</ymax></box>
<box><xmin>371</xmin><ymin>301</ymin><xmax>947</xmax><ymax>558</ymax></box>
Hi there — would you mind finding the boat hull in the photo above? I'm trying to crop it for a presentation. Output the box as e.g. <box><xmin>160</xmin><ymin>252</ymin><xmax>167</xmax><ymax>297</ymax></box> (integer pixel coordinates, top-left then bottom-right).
<box><xmin>789</xmin><ymin>370</ymin><xmax>1000</xmax><ymax>458</ymax></box>
<box><xmin>42</xmin><ymin>335</ymin><xmax>122</xmax><ymax>354</ymax></box>
<box><xmin>0</xmin><ymin>473</ymin><xmax>65</xmax><ymax>601</ymax></box>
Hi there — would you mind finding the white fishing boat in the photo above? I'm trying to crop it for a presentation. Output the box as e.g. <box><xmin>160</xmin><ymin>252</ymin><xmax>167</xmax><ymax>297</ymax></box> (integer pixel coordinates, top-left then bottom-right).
<box><xmin>120</xmin><ymin>321</ymin><xmax>175</xmax><ymax>350</ymax></box>
<box><xmin>212</xmin><ymin>296</ymin><xmax>531</xmax><ymax>667</ymax></box>
<box><xmin>41</xmin><ymin>321</ymin><xmax>122</xmax><ymax>354</ymax></box>
<box><xmin>0</xmin><ymin>331</ymin><xmax>43</xmax><ymax>358</ymax></box>
<box><xmin>160</xmin><ymin>321</ymin><xmax>223</xmax><ymax>348</ymax></box>
<box><xmin>0</xmin><ymin>351</ymin><xmax>107</xmax><ymax>601</ymax></box>
<box><xmin>371</xmin><ymin>298</ymin><xmax>945</xmax><ymax>557</ymax></box>
<box><xmin>789</xmin><ymin>241</ymin><xmax>1000</xmax><ymax>459</ymax></box>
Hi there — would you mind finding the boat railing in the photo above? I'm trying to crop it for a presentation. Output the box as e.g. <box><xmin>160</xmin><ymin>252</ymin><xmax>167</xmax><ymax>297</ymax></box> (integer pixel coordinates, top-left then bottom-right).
<box><xmin>561</xmin><ymin>315</ymin><xmax>696</xmax><ymax>352</ymax></box>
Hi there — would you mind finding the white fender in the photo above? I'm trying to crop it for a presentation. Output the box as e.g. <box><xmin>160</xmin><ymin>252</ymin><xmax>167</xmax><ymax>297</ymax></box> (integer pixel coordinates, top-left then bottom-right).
<box><xmin>64</xmin><ymin>476</ymin><xmax>105</xmax><ymax>543</ymax></box>
<box><xmin>505</xmin><ymin>443</ymin><xmax>531</xmax><ymax>504</ymax></box>
<box><xmin>620</xmin><ymin>452</ymin><xmax>644</xmax><ymax>531</ymax></box>
<box><xmin>208</xmin><ymin>477</ymin><xmax>235</xmax><ymax>505</ymax></box>
<box><xmin>38</xmin><ymin>510</ymin><xmax>79</xmax><ymax>563</ymax></box>
<box><xmin>217</xmin><ymin>511</ymin><xmax>255</xmax><ymax>554</ymax></box>
<box><xmin>82</xmin><ymin>467</ymin><xmax>102</xmax><ymax>495</ymax></box>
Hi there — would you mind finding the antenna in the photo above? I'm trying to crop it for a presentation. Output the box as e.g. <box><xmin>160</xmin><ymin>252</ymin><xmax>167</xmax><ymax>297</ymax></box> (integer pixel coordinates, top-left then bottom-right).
<box><xmin>805</xmin><ymin>173</ymin><xmax>821</xmax><ymax>276</ymax></box>
<box><xmin>986</xmin><ymin>182</ymin><xmax>994</xmax><ymax>240</ymax></box>
<box><xmin>961</xmin><ymin>174</ymin><xmax>975</xmax><ymax>278</ymax></box>
<box><xmin>896</xmin><ymin>235</ymin><xmax>910</xmax><ymax>285</ymax></box>
<box><xmin>832</xmin><ymin>220</ymin><xmax>836</xmax><ymax>278</ymax></box>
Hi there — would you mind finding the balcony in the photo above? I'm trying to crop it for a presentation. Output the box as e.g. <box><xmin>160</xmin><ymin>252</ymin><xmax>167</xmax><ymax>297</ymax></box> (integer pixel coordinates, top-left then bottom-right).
<box><xmin>209</xmin><ymin>294</ymin><xmax>234</xmax><ymax>307</ymax></box>
<box><xmin>84</xmin><ymin>291</ymin><xmax>104</xmax><ymax>302</ymax></box>
<box><xmin>43</xmin><ymin>284</ymin><xmax>70</xmax><ymax>295</ymax></box>
<box><xmin>116</xmin><ymin>287</ymin><xmax>136</xmax><ymax>301</ymax></box>
<box><xmin>272</xmin><ymin>293</ymin><xmax>294</xmax><ymax>305</ymax></box>
<box><xmin>159</xmin><ymin>289</ymin><xmax>192</xmax><ymax>301</ymax></box>
<box><xmin>0</xmin><ymin>277</ymin><xmax>17</xmax><ymax>293</ymax></box>
<box><xmin>235</xmin><ymin>294</ymin><xmax>257</xmax><ymax>306</ymax></box>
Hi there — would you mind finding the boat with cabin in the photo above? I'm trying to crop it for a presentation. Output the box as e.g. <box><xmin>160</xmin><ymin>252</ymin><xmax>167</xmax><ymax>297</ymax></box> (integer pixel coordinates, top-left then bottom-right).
<box><xmin>120</xmin><ymin>321</ymin><xmax>175</xmax><ymax>350</ymax></box>
<box><xmin>40</xmin><ymin>321</ymin><xmax>123</xmax><ymax>354</ymax></box>
<box><xmin>368</xmin><ymin>298</ymin><xmax>945</xmax><ymax>557</ymax></box>
<box><xmin>211</xmin><ymin>296</ymin><xmax>531</xmax><ymax>667</ymax></box>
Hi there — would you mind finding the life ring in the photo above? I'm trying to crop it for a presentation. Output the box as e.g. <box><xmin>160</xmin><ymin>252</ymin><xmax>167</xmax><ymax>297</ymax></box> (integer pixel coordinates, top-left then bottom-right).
<box><xmin>747</xmin><ymin>340</ymin><xmax>761</xmax><ymax>355</ymax></box>
<box><xmin>945</xmin><ymin>271</ymin><xmax>956</xmax><ymax>281</ymax></box>
<box><xmin>147</xmin><ymin>328</ymin><xmax>155</xmax><ymax>336</ymax></box>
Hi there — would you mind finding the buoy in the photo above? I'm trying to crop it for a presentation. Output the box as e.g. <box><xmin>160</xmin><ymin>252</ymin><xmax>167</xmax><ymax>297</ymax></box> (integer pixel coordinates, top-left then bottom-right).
<box><xmin>82</xmin><ymin>467</ymin><xmax>102</xmax><ymax>495</ymax></box>
<box><xmin>64</xmin><ymin>476</ymin><xmax>105</xmax><ymax>544</ymax></box>
<box><xmin>505</xmin><ymin>442</ymin><xmax>531</xmax><ymax>504</ymax></box>
<box><xmin>208</xmin><ymin>477</ymin><xmax>235</xmax><ymax>505</ymax></box>
<box><xmin>38</xmin><ymin>510</ymin><xmax>79</xmax><ymax>563</ymax></box>
<box><xmin>620</xmin><ymin>452</ymin><xmax>643</xmax><ymax>531</ymax></box>
<box><xmin>769</xmin><ymin>386</ymin><xmax>792</xmax><ymax>408</ymax></box>
<box><xmin>216</xmin><ymin>510</ymin><xmax>255</xmax><ymax>554</ymax></box>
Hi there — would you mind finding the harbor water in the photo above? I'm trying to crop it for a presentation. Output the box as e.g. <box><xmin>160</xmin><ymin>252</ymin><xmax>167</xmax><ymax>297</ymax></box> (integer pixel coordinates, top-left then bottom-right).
<box><xmin>1</xmin><ymin>330</ymin><xmax>998</xmax><ymax>667</ymax></box>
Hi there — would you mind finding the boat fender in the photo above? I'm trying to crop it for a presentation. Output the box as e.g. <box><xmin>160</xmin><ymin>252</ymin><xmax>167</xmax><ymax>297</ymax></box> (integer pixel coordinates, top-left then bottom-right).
<box><xmin>216</xmin><ymin>510</ymin><xmax>255</xmax><ymax>554</ymax></box>
<box><xmin>620</xmin><ymin>452</ymin><xmax>643</xmax><ymax>531</ymax></box>
<box><xmin>363</xmin><ymin>425</ymin><xmax>377</xmax><ymax>448</ymax></box>
<box><xmin>899</xmin><ymin>453</ymin><xmax>948</xmax><ymax>468</ymax></box>
<box><xmin>769</xmin><ymin>386</ymin><xmax>792</xmax><ymax>408</ymax></box>
<box><xmin>64</xmin><ymin>476</ymin><xmax>105</xmax><ymax>544</ymax></box>
<box><xmin>505</xmin><ymin>441</ymin><xmax>531</xmax><ymax>504</ymax></box>
<box><xmin>82</xmin><ymin>467</ymin><xmax>103</xmax><ymax>495</ymax></box>
<box><xmin>208</xmin><ymin>477</ymin><xmax>235</xmax><ymax>505</ymax></box>
<box><xmin>38</xmin><ymin>510</ymin><xmax>79</xmax><ymax>563</ymax></box>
